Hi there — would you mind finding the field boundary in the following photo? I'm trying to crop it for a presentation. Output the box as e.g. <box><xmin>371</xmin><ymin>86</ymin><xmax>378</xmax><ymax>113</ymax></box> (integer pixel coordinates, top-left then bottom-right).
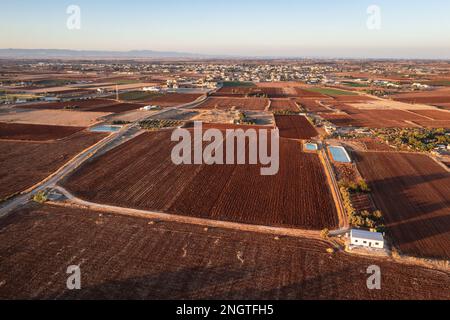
<box><xmin>319</xmin><ymin>147</ymin><xmax>347</xmax><ymax>229</ymax></box>
<box><xmin>51</xmin><ymin>186</ymin><xmax>323</xmax><ymax>240</ymax></box>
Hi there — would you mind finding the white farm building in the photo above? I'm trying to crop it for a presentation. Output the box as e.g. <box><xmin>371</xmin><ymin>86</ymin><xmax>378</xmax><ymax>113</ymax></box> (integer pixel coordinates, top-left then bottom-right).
<box><xmin>350</xmin><ymin>229</ymin><xmax>384</xmax><ymax>249</ymax></box>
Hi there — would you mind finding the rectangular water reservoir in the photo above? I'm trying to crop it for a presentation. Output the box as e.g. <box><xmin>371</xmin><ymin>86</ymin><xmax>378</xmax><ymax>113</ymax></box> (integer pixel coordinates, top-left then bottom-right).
<box><xmin>329</xmin><ymin>146</ymin><xmax>351</xmax><ymax>163</ymax></box>
<box><xmin>90</xmin><ymin>125</ymin><xmax>122</xmax><ymax>133</ymax></box>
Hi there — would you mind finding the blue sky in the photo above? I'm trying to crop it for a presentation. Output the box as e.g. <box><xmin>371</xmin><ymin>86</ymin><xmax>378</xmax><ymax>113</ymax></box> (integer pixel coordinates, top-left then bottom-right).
<box><xmin>2</xmin><ymin>0</ymin><xmax>450</xmax><ymax>58</ymax></box>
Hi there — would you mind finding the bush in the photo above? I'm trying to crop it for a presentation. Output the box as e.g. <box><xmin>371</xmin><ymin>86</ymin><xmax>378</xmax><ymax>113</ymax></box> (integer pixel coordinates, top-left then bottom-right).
<box><xmin>112</xmin><ymin>120</ymin><xmax>131</xmax><ymax>125</ymax></box>
<box><xmin>358</xmin><ymin>180</ymin><xmax>371</xmax><ymax>193</ymax></box>
<box><xmin>33</xmin><ymin>191</ymin><xmax>48</xmax><ymax>204</ymax></box>
<box><xmin>320</xmin><ymin>228</ymin><xmax>330</xmax><ymax>239</ymax></box>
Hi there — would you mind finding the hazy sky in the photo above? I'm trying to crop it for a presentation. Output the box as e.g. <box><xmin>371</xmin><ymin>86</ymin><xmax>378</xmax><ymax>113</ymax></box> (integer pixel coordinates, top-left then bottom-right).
<box><xmin>2</xmin><ymin>0</ymin><xmax>450</xmax><ymax>58</ymax></box>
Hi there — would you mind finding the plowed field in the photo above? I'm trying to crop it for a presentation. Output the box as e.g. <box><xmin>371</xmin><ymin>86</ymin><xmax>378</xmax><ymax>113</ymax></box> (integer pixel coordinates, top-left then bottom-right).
<box><xmin>0</xmin><ymin>131</ymin><xmax>106</xmax><ymax>200</ymax></box>
<box><xmin>275</xmin><ymin>115</ymin><xmax>319</xmax><ymax>139</ymax></box>
<box><xmin>0</xmin><ymin>204</ymin><xmax>448</xmax><ymax>300</ymax></box>
<box><xmin>0</xmin><ymin>123</ymin><xmax>84</xmax><ymax>141</ymax></box>
<box><xmin>355</xmin><ymin>152</ymin><xmax>450</xmax><ymax>260</ymax></box>
<box><xmin>62</xmin><ymin>131</ymin><xmax>338</xmax><ymax>230</ymax></box>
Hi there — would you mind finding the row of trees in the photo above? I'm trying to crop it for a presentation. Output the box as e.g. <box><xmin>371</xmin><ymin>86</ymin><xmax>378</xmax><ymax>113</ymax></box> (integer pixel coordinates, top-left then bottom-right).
<box><xmin>339</xmin><ymin>180</ymin><xmax>385</xmax><ymax>232</ymax></box>
<box><xmin>139</xmin><ymin>119</ymin><xmax>183</xmax><ymax>130</ymax></box>
<box><xmin>375</xmin><ymin>128</ymin><xmax>449</xmax><ymax>152</ymax></box>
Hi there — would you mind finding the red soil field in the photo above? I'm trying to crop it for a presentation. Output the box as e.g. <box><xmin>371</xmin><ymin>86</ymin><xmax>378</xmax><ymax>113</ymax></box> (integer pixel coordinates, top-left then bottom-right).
<box><xmin>0</xmin><ymin>123</ymin><xmax>84</xmax><ymax>141</ymax></box>
<box><xmin>22</xmin><ymin>99</ymin><xmax>115</xmax><ymax>111</ymax></box>
<box><xmin>275</xmin><ymin>115</ymin><xmax>319</xmax><ymax>139</ymax></box>
<box><xmin>295</xmin><ymin>88</ymin><xmax>328</xmax><ymax>98</ymax></box>
<box><xmin>322</xmin><ymin>109</ymin><xmax>442</xmax><ymax>128</ymax></box>
<box><xmin>0</xmin><ymin>131</ymin><xmax>106</xmax><ymax>200</ymax></box>
<box><xmin>355</xmin><ymin>138</ymin><xmax>394</xmax><ymax>151</ymax></box>
<box><xmin>355</xmin><ymin>152</ymin><xmax>450</xmax><ymax>260</ymax></box>
<box><xmin>433</xmin><ymin>103</ymin><xmax>450</xmax><ymax>111</ymax></box>
<box><xmin>394</xmin><ymin>95</ymin><xmax>450</xmax><ymax>104</ymax></box>
<box><xmin>87</xmin><ymin>102</ymin><xmax>143</xmax><ymax>113</ymax></box>
<box><xmin>22</xmin><ymin>99</ymin><xmax>142</xmax><ymax>114</ymax></box>
<box><xmin>270</xmin><ymin>99</ymin><xmax>300</xmax><ymax>112</ymax></box>
<box><xmin>351</xmin><ymin>193</ymin><xmax>376</xmax><ymax>213</ymax></box>
<box><xmin>258</xmin><ymin>87</ymin><xmax>291</xmax><ymax>98</ymax></box>
<box><xmin>296</xmin><ymin>98</ymin><xmax>333</xmax><ymax>113</ymax></box>
<box><xmin>62</xmin><ymin>131</ymin><xmax>338</xmax><ymax>230</ymax></box>
<box><xmin>410</xmin><ymin>120</ymin><xmax>450</xmax><ymax>128</ymax></box>
<box><xmin>0</xmin><ymin>204</ymin><xmax>448</xmax><ymax>300</ymax></box>
<box><xmin>195</xmin><ymin>97</ymin><xmax>269</xmax><ymax>111</ymax></box>
<box><xmin>148</xmin><ymin>93</ymin><xmax>203</xmax><ymax>107</ymax></box>
<box><xmin>332</xmin><ymin>95</ymin><xmax>376</xmax><ymax>103</ymax></box>
<box><xmin>213</xmin><ymin>86</ymin><xmax>255</xmax><ymax>97</ymax></box>
<box><xmin>408</xmin><ymin>110</ymin><xmax>450</xmax><ymax>121</ymax></box>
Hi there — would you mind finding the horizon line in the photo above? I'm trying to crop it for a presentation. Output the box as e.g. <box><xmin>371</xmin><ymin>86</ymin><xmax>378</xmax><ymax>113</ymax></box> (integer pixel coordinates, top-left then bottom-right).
<box><xmin>1</xmin><ymin>48</ymin><xmax>450</xmax><ymax>61</ymax></box>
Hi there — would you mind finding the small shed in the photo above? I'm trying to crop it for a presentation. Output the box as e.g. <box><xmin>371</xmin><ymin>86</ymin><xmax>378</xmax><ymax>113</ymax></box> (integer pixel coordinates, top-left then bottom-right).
<box><xmin>350</xmin><ymin>229</ymin><xmax>384</xmax><ymax>249</ymax></box>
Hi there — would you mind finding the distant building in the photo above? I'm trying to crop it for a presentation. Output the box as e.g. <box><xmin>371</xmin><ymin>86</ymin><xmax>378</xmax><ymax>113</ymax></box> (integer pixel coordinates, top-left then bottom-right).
<box><xmin>141</xmin><ymin>105</ymin><xmax>160</xmax><ymax>111</ymax></box>
<box><xmin>142</xmin><ymin>86</ymin><xmax>160</xmax><ymax>92</ymax></box>
<box><xmin>350</xmin><ymin>229</ymin><xmax>384</xmax><ymax>249</ymax></box>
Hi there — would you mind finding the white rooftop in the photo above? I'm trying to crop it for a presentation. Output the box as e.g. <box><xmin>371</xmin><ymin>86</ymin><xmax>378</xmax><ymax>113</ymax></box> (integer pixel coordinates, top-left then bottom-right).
<box><xmin>350</xmin><ymin>229</ymin><xmax>384</xmax><ymax>242</ymax></box>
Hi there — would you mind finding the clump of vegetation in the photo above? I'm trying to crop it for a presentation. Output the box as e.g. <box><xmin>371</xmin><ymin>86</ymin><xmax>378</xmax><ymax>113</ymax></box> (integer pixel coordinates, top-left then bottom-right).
<box><xmin>339</xmin><ymin>182</ymin><xmax>385</xmax><ymax>232</ymax></box>
<box><xmin>273</xmin><ymin>110</ymin><xmax>298</xmax><ymax>116</ymax></box>
<box><xmin>246</xmin><ymin>92</ymin><xmax>268</xmax><ymax>98</ymax></box>
<box><xmin>63</xmin><ymin>105</ymin><xmax>79</xmax><ymax>110</ymax></box>
<box><xmin>349</xmin><ymin>210</ymin><xmax>385</xmax><ymax>232</ymax></box>
<box><xmin>33</xmin><ymin>191</ymin><xmax>48</xmax><ymax>204</ymax></box>
<box><xmin>339</xmin><ymin>179</ymin><xmax>371</xmax><ymax>193</ymax></box>
<box><xmin>320</xmin><ymin>228</ymin><xmax>330</xmax><ymax>239</ymax></box>
<box><xmin>236</xmin><ymin>112</ymin><xmax>256</xmax><ymax>125</ymax></box>
<box><xmin>375</xmin><ymin>128</ymin><xmax>449</xmax><ymax>152</ymax></box>
<box><xmin>139</xmin><ymin>119</ymin><xmax>183</xmax><ymax>130</ymax></box>
<box><xmin>112</xmin><ymin>120</ymin><xmax>131</xmax><ymax>125</ymax></box>
<box><xmin>365</xmin><ymin>89</ymin><xmax>396</xmax><ymax>97</ymax></box>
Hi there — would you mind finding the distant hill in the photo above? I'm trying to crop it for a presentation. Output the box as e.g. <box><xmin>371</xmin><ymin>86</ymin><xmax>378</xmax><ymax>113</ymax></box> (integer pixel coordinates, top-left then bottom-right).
<box><xmin>0</xmin><ymin>49</ymin><xmax>214</xmax><ymax>59</ymax></box>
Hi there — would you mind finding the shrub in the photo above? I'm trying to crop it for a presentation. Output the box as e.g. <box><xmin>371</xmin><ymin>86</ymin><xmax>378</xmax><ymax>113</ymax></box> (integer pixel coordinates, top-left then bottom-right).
<box><xmin>320</xmin><ymin>228</ymin><xmax>330</xmax><ymax>239</ymax></box>
<box><xmin>358</xmin><ymin>180</ymin><xmax>371</xmax><ymax>193</ymax></box>
<box><xmin>33</xmin><ymin>191</ymin><xmax>48</xmax><ymax>204</ymax></box>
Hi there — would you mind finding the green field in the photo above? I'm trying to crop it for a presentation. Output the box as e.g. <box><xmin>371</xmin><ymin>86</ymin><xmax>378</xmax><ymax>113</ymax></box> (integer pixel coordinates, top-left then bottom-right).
<box><xmin>109</xmin><ymin>91</ymin><xmax>162</xmax><ymax>101</ymax></box>
<box><xmin>306</xmin><ymin>87</ymin><xmax>358</xmax><ymax>96</ymax></box>
<box><xmin>342</xmin><ymin>81</ymin><xmax>369</xmax><ymax>88</ymax></box>
<box><xmin>0</xmin><ymin>93</ymin><xmax>40</xmax><ymax>102</ymax></box>
<box><xmin>34</xmin><ymin>79</ymin><xmax>73</xmax><ymax>87</ymax></box>
<box><xmin>221</xmin><ymin>81</ymin><xmax>255</xmax><ymax>87</ymax></box>
<box><xmin>113</xmin><ymin>79</ymin><xmax>141</xmax><ymax>85</ymax></box>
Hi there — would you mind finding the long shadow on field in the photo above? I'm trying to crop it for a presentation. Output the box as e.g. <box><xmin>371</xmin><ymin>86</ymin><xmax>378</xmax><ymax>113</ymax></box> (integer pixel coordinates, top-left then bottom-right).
<box><xmin>356</xmin><ymin>171</ymin><xmax>450</xmax><ymax>221</ymax></box>
<box><xmin>40</xmin><ymin>265</ymin><xmax>370</xmax><ymax>300</ymax></box>
<box><xmin>386</xmin><ymin>214</ymin><xmax>450</xmax><ymax>260</ymax></box>
<box><xmin>39</xmin><ymin>264</ymin><xmax>263</xmax><ymax>300</ymax></box>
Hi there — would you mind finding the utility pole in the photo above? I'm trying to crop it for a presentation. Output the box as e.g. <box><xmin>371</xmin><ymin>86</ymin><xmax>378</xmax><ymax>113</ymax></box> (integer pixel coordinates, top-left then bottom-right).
<box><xmin>116</xmin><ymin>84</ymin><xmax>119</xmax><ymax>101</ymax></box>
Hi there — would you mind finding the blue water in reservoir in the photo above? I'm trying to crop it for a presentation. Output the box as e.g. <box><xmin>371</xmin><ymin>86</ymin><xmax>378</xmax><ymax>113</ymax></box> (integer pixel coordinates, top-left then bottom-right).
<box><xmin>329</xmin><ymin>146</ymin><xmax>351</xmax><ymax>163</ymax></box>
<box><xmin>90</xmin><ymin>125</ymin><xmax>121</xmax><ymax>133</ymax></box>
<box><xmin>305</xmin><ymin>143</ymin><xmax>318</xmax><ymax>151</ymax></box>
